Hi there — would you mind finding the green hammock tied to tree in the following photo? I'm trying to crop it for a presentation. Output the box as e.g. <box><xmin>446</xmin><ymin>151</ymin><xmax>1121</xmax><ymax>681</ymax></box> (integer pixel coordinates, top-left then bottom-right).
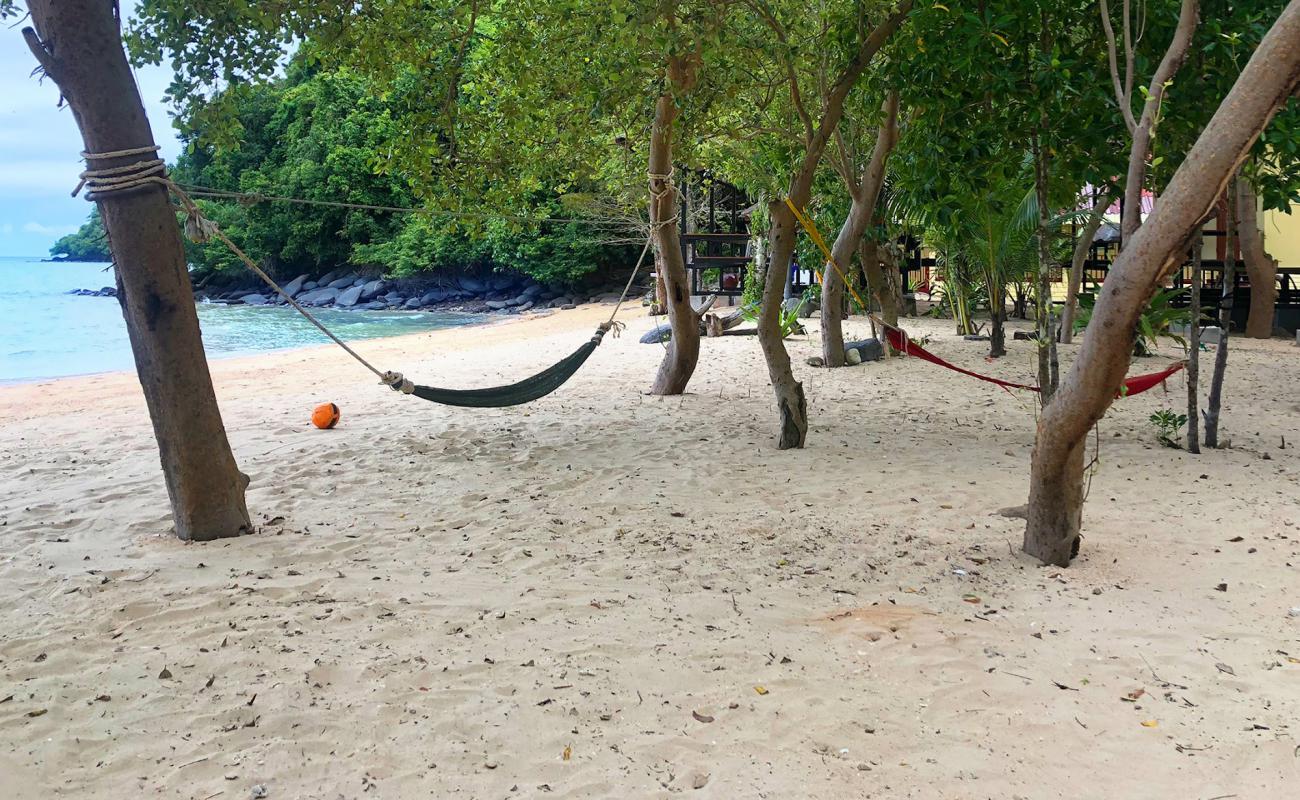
<box><xmin>380</xmin><ymin>322</ymin><xmax>619</xmax><ymax>407</ymax></box>
<box><xmin>75</xmin><ymin>150</ymin><xmax>654</xmax><ymax>408</ymax></box>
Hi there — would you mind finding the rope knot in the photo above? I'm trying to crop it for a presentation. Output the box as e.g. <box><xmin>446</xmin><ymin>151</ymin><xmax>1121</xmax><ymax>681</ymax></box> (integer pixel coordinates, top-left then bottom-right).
<box><xmin>380</xmin><ymin>371</ymin><xmax>415</xmax><ymax>394</ymax></box>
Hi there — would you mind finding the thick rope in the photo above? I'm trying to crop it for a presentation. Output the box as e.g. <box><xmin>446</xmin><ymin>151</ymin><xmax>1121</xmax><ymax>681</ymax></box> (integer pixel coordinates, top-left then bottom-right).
<box><xmin>74</xmin><ymin>148</ymin><xmax>654</xmax><ymax>394</ymax></box>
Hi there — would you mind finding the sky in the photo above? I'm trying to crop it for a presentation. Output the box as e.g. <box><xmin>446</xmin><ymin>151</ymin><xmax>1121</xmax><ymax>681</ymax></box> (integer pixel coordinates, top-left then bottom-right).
<box><xmin>0</xmin><ymin>6</ymin><xmax>181</xmax><ymax>258</ymax></box>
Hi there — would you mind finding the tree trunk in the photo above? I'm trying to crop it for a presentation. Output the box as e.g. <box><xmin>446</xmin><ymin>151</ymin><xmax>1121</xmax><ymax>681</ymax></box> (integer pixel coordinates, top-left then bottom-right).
<box><xmin>22</xmin><ymin>0</ymin><xmax>250</xmax><ymax>541</ymax></box>
<box><xmin>1204</xmin><ymin>175</ymin><xmax>1238</xmax><ymax>448</ymax></box>
<box><xmin>1024</xmin><ymin>2</ymin><xmax>1300</xmax><ymax>566</ymax></box>
<box><xmin>820</xmin><ymin>204</ymin><xmax>860</xmax><ymax>367</ymax></box>
<box><xmin>861</xmin><ymin>239</ymin><xmax>900</xmax><ymax>355</ymax></box>
<box><xmin>989</xmin><ymin>286</ymin><xmax>1007</xmax><ymax>358</ymax></box>
<box><xmin>1236</xmin><ymin>180</ymin><xmax>1279</xmax><ymax>338</ymax></box>
<box><xmin>1103</xmin><ymin>0</ymin><xmax>1200</xmax><ymax>242</ymax></box>
<box><xmin>1060</xmin><ymin>192</ymin><xmax>1110</xmax><ymax>343</ymax></box>
<box><xmin>823</xmin><ymin>91</ymin><xmax>900</xmax><ymax>366</ymax></box>
<box><xmin>648</xmin><ymin>93</ymin><xmax>700</xmax><ymax>396</ymax></box>
<box><xmin>757</xmin><ymin>0</ymin><xmax>912</xmax><ymax>448</ymax></box>
<box><xmin>759</xmin><ymin>200</ymin><xmax>808</xmax><ymax>449</ymax></box>
<box><xmin>1033</xmin><ymin>130</ymin><xmax>1055</xmax><ymax>400</ymax></box>
<box><xmin>1186</xmin><ymin>244</ymin><xmax>1201</xmax><ymax>454</ymax></box>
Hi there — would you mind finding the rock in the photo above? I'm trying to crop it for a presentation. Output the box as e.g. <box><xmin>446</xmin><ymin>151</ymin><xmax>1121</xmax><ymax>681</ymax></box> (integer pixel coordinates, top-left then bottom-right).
<box><xmin>963</xmin><ymin>334</ymin><xmax>990</xmax><ymax>341</ymax></box>
<box><xmin>241</xmin><ymin>293</ymin><xmax>270</xmax><ymax>306</ymax></box>
<box><xmin>640</xmin><ymin>324</ymin><xmax>672</xmax><ymax>344</ymax></box>
<box><xmin>316</xmin><ymin>269</ymin><xmax>341</xmax><ymax>286</ymax></box>
<box><xmin>382</xmin><ymin>291</ymin><xmax>403</xmax><ymax>304</ymax></box>
<box><xmin>516</xmin><ymin>300</ymin><xmax>535</xmax><ymax>312</ymax></box>
<box><xmin>509</xmin><ymin>294</ymin><xmax>530</xmax><ymax>307</ymax></box>
<box><xmin>997</xmin><ymin>504</ymin><xmax>1029</xmax><ymax>520</ymax></box>
<box><xmin>362</xmin><ymin>300</ymin><xmax>386</xmax><ymax>311</ymax></box>
<box><xmin>485</xmin><ymin>300</ymin><xmax>509</xmax><ymax>310</ymax></box>
<box><xmin>327</xmin><ymin>274</ymin><xmax>358</xmax><ymax>290</ymax></box>
<box><xmin>281</xmin><ymin>274</ymin><xmax>308</xmax><ymax>298</ymax></box>
<box><xmin>352</xmin><ymin>277</ymin><xmax>367</xmax><ymax>287</ymax></box>
<box><xmin>298</xmin><ymin>287</ymin><xmax>340</xmax><ymax>306</ymax></box>
<box><xmin>845</xmin><ymin>347</ymin><xmax>863</xmax><ymax>365</ymax></box>
<box><xmin>782</xmin><ymin>296</ymin><xmax>819</xmax><ymax>318</ymax></box>
<box><xmin>403</xmin><ymin>298</ymin><xmax>422</xmax><ymax>310</ymax></box>
<box><xmin>560</xmin><ymin>304</ymin><xmax>576</xmax><ymax>310</ymax></box>
<box><xmin>488</xmin><ymin>275</ymin><xmax>517</xmax><ymax>292</ymax></box>
<box><xmin>419</xmin><ymin>289</ymin><xmax>447</xmax><ymax>305</ymax></box>
<box><xmin>459</xmin><ymin>276</ymin><xmax>489</xmax><ymax>293</ymax></box>
<box><xmin>1013</xmin><ymin>330</ymin><xmax>1038</xmax><ymax>341</ymax></box>
<box><xmin>385</xmin><ymin>297</ymin><xmax>406</xmax><ymax>308</ymax></box>
<box><xmin>336</xmin><ymin>285</ymin><xmax>364</xmax><ymax>308</ymax></box>
<box><xmin>805</xmin><ymin>356</ymin><xmax>825</xmax><ymax>367</ymax></box>
<box><xmin>845</xmin><ymin>338</ymin><xmax>883</xmax><ymax>363</ymax></box>
<box><xmin>302</xmin><ymin>281</ymin><xmax>319</xmax><ymax>291</ymax></box>
<box><xmin>522</xmin><ymin>283</ymin><xmax>544</xmax><ymax>298</ymax></box>
<box><xmin>360</xmin><ymin>279</ymin><xmax>386</xmax><ymax>300</ymax></box>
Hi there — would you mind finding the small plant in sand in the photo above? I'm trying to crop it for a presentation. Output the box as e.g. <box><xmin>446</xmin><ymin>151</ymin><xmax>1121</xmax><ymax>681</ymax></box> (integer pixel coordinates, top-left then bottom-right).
<box><xmin>1149</xmin><ymin>409</ymin><xmax>1188</xmax><ymax>448</ymax></box>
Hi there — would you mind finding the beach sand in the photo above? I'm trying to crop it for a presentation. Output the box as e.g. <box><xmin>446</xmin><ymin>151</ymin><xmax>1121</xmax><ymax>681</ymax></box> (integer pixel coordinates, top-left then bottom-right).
<box><xmin>1</xmin><ymin>303</ymin><xmax>1298</xmax><ymax>799</ymax></box>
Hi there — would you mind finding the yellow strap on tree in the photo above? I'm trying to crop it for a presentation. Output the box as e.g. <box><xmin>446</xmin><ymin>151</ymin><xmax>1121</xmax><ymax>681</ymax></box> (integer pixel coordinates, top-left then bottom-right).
<box><xmin>782</xmin><ymin>197</ymin><xmax>873</xmax><ymax>314</ymax></box>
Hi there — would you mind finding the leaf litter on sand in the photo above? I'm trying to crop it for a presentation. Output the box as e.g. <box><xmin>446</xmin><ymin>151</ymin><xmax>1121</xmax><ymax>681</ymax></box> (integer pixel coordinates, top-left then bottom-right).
<box><xmin>692</xmin><ymin>710</ymin><xmax>714</xmax><ymax>723</ymax></box>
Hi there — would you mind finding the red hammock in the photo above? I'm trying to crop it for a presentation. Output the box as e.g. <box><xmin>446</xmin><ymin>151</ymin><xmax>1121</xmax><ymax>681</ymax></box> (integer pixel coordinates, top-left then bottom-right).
<box><xmin>882</xmin><ymin>328</ymin><xmax>1186</xmax><ymax>399</ymax></box>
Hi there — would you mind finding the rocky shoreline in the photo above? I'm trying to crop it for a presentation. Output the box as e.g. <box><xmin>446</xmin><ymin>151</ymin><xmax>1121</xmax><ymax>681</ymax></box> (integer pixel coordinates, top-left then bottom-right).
<box><xmin>69</xmin><ymin>269</ymin><xmax>636</xmax><ymax>316</ymax></box>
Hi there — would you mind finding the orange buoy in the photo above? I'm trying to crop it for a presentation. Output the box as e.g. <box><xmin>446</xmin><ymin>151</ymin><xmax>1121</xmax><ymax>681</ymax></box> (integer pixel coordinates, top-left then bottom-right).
<box><xmin>311</xmin><ymin>402</ymin><xmax>341</xmax><ymax>429</ymax></box>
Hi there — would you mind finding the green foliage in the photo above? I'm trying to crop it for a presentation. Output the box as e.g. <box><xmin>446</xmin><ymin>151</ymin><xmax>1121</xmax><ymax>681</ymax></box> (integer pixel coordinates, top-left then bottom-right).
<box><xmin>173</xmin><ymin>62</ymin><xmax>623</xmax><ymax>285</ymax></box>
<box><xmin>1149</xmin><ymin>409</ymin><xmax>1188</xmax><ymax>449</ymax></box>
<box><xmin>50</xmin><ymin>210</ymin><xmax>111</xmax><ymax>262</ymax></box>
<box><xmin>740</xmin><ymin>290</ymin><xmax>810</xmax><ymax>339</ymax></box>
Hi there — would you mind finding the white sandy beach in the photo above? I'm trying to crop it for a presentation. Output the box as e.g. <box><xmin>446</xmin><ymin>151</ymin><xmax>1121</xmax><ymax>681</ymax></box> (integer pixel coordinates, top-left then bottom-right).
<box><xmin>1</xmin><ymin>303</ymin><xmax>1298</xmax><ymax>799</ymax></box>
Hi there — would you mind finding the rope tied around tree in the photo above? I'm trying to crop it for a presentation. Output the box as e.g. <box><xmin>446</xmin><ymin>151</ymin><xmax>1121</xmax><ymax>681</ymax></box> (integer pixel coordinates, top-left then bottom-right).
<box><xmin>71</xmin><ymin>147</ymin><xmax>652</xmax><ymax>400</ymax></box>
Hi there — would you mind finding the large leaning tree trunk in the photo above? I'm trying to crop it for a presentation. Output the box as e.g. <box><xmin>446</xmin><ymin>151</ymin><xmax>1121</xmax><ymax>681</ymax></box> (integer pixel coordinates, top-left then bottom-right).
<box><xmin>822</xmin><ymin>90</ymin><xmax>900</xmax><ymax>366</ymax></box>
<box><xmin>22</xmin><ymin>0</ymin><xmax>251</xmax><ymax>541</ymax></box>
<box><xmin>755</xmin><ymin>0</ymin><xmax>912</xmax><ymax>448</ymax></box>
<box><xmin>1060</xmin><ymin>191</ymin><xmax>1111</xmax><ymax>343</ymax></box>
<box><xmin>1022</xmin><ymin>1</ymin><xmax>1300</xmax><ymax>567</ymax></box>
<box><xmin>648</xmin><ymin>59</ymin><xmax>702</xmax><ymax>395</ymax></box>
<box><xmin>1100</xmin><ymin>0</ymin><xmax>1200</xmax><ymax>241</ymax></box>
<box><xmin>1236</xmin><ymin>179</ymin><xmax>1280</xmax><ymax>338</ymax></box>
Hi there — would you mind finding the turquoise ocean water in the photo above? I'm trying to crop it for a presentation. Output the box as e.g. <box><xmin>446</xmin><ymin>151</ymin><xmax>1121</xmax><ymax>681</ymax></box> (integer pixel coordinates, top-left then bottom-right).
<box><xmin>0</xmin><ymin>257</ymin><xmax>481</xmax><ymax>382</ymax></box>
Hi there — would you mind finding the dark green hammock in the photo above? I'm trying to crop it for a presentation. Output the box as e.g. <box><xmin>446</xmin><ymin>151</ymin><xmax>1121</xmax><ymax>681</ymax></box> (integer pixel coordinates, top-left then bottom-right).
<box><xmin>387</xmin><ymin>325</ymin><xmax>612</xmax><ymax>408</ymax></box>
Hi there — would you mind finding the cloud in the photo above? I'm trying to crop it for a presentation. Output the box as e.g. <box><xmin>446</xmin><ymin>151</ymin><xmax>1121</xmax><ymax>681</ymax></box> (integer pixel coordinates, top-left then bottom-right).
<box><xmin>23</xmin><ymin>221</ymin><xmax>80</xmax><ymax>236</ymax></box>
<box><xmin>0</xmin><ymin>160</ymin><xmax>85</xmax><ymax>196</ymax></box>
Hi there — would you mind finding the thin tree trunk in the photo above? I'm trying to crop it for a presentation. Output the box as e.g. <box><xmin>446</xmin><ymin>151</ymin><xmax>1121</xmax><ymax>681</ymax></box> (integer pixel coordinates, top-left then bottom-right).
<box><xmin>648</xmin><ymin>93</ymin><xmax>700</xmax><ymax>395</ymax></box>
<box><xmin>22</xmin><ymin>0</ymin><xmax>251</xmax><ymax>541</ymax></box>
<box><xmin>1023</xmin><ymin>3</ymin><xmax>1300</xmax><ymax>566</ymax></box>
<box><xmin>756</xmin><ymin>0</ymin><xmax>912</xmax><ymax>448</ymax></box>
<box><xmin>1236</xmin><ymin>179</ymin><xmax>1279</xmax><ymax>338</ymax></box>
<box><xmin>989</xmin><ymin>285</ymin><xmax>1007</xmax><ymax>358</ymax></box>
<box><xmin>1033</xmin><ymin>129</ymin><xmax>1055</xmax><ymax>400</ymax></box>
<box><xmin>823</xmin><ymin>91</ymin><xmax>900</xmax><ymax>366</ymax></box>
<box><xmin>862</xmin><ymin>240</ymin><xmax>901</xmax><ymax>352</ymax></box>
<box><xmin>1061</xmin><ymin>192</ymin><xmax>1110</xmax><ymax>343</ymax></box>
<box><xmin>821</xmin><ymin>202</ymin><xmax>864</xmax><ymax>366</ymax></box>
<box><xmin>1100</xmin><ymin>0</ymin><xmax>1200</xmax><ymax>242</ymax></box>
<box><xmin>1204</xmin><ymin>174</ymin><xmax>1238</xmax><ymax>448</ymax></box>
<box><xmin>1186</xmin><ymin>243</ymin><xmax>1201</xmax><ymax>454</ymax></box>
<box><xmin>759</xmin><ymin>200</ymin><xmax>809</xmax><ymax>449</ymax></box>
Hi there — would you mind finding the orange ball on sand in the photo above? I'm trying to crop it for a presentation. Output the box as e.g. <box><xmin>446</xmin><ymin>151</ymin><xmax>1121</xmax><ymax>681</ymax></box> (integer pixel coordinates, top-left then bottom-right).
<box><xmin>312</xmin><ymin>402</ymin><xmax>341</xmax><ymax>430</ymax></box>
